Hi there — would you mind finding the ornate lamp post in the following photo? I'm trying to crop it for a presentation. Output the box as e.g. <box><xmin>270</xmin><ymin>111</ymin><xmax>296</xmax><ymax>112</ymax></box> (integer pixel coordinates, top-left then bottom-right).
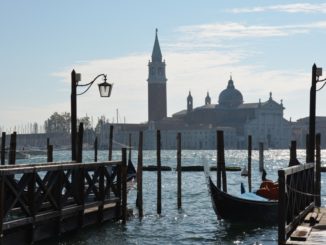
<box><xmin>308</xmin><ymin>64</ymin><xmax>324</xmax><ymax>163</ymax></box>
<box><xmin>71</xmin><ymin>70</ymin><xmax>113</xmax><ymax>161</ymax></box>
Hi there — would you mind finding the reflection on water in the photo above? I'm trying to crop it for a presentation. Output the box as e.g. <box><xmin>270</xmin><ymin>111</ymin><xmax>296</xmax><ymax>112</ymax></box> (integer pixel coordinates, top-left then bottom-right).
<box><xmin>23</xmin><ymin>149</ymin><xmax>326</xmax><ymax>245</ymax></box>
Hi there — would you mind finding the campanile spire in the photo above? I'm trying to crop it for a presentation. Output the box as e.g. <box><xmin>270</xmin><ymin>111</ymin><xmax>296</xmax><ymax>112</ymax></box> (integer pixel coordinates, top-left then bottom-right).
<box><xmin>152</xmin><ymin>28</ymin><xmax>162</xmax><ymax>62</ymax></box>
<box><xmin>147</xmin><ymin>29</ymin><xmax>167</xmax><ymax>122</ymax></box>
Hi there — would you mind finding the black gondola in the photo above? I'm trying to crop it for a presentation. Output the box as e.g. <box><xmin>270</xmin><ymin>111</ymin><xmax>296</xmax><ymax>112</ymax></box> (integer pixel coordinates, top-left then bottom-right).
<box><xmin>208</xmin><ymin>176</ymin><xmax>278</xmax><ymax>223</ymax></box>
<box><xmin>127</xmin><ymin>159</ymin><xmax>137</xmax><ymax>181</ymax></box>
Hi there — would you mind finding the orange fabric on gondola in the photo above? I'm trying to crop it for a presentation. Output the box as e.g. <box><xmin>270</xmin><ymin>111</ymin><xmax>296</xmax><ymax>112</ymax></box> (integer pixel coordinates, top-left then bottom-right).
<box><xmin>256</xmin><ymin>181</ymin><xmax>279</xmax><ymax>200</ymax></box>
<box><xmin>260</xmin><ymin>181</ymin><xmax>278</xmax><ymax>190</ymax></box>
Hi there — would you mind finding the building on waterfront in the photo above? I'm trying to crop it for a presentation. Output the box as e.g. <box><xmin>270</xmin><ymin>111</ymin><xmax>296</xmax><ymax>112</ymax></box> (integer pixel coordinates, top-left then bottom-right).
<box><xmin>101</xmin><ymin>29</ymin><xmax>292</xmax><ymax>150</ymax></box>
<box><xmin>0</xmin><ymin>29</ymin><xmax>294</xmax><ymax>151</ymax></box>
<box><xmin>170</xmin><ymin>78</ymin><xmax>291</xmax><ymax>149</ymax></box>
<box><xmin>291</xmin><ymin>116</ymin><xmax>326</xmax><ymax>149</ymax></box>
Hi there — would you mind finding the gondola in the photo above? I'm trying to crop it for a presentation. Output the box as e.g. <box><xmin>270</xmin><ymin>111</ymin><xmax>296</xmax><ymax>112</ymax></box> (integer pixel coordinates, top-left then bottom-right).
<box><xmin>127</xmin><ymin>159</ymin><xmax>137</xmax><ymax>182</ymax></box>
<box><xmin>208</xmin><ymin>176</ymin><xmax>278</xmax><ymax>223</ymax></box>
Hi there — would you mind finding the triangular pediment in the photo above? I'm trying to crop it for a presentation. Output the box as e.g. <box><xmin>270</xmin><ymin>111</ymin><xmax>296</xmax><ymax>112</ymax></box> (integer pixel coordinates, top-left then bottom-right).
<box><xmin>261</xmin><ymin>99</ymin><xmax>283</xmax><ymax>110</ymax></box>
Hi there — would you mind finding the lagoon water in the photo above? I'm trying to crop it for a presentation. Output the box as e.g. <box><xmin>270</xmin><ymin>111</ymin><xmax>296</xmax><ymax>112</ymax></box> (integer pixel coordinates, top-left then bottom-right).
<box><xmin>19</xmin><ymin>149</ymin><xmax>326</xmax><ymax>245</ymax></box>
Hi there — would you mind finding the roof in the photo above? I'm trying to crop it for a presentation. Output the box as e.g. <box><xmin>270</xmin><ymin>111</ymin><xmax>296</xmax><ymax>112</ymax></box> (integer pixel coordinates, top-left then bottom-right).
<box><xmin>195</xmin><ymin>104</ymin><xmax>217</xmax><ymax>110</ymax></box>
<box><xmin>218</xmin><ymin>77</ymin><xmax>243</xmax><ymax>108</ymax></box>
<box><xmin>238</xmin><ymin>103</ymin><xmax>259</xmax><ymax>109</ymax></box>
<box><xmin>172</xmin><ymin>110</ymin><xmax>187</xmax><ymax>118</ymax></box>
<box><xmin>151</xmin><ymin>29</ymin><xmax>162</xmax><ymax>62</ymax></box>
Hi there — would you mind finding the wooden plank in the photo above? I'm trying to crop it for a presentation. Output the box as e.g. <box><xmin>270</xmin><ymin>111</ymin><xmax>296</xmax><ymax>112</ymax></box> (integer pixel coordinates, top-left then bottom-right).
<box><xmin>3</xmin><ymin>217</ymin><xmax>33</xmax><ymax>230</ymax></box>
<box><xmin>282</xmin><ymin>162</ymin><xmax>314</xmax><ymax>176</ymax></box>
<box><xmin>290</xmin><ymin>226</ymin><xmax>312</xmax><ymax>241</ymax></box>
<box><xmin>103</xmin><ymin>197</ymin><xmax>120</xmax><ymax>205</ymax></box>
<box><xmin>304</xmin><ymin>212</ymin><xmax>322</xmax><ymax>224</ymax></box>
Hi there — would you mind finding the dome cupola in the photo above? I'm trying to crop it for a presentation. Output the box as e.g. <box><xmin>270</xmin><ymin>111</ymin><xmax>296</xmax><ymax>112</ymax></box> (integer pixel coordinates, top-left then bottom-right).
<box><xmin>218</xmin><ymin>76</ymin><xmax>243</xmax><ymax>108</ymax></box>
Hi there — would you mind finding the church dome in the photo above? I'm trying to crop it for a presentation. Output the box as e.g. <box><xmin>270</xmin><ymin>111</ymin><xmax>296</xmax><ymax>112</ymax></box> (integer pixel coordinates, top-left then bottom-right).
<box><xmin>218</xmin><ymin>76</ymin><xmax>243</xmax><ymax>107</ymax></box>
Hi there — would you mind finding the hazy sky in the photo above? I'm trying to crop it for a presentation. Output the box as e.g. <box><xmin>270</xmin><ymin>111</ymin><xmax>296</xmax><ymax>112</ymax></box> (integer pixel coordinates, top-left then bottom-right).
<box><xmin>1</xmin><ymin>1</ymin><xmax>326</xmax><ymax>131</ymax></box>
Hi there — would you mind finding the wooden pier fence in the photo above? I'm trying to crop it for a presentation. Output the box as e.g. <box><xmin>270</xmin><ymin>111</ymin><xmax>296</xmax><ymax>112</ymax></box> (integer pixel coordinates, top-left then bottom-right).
<box><xmin>278</xmin><ymin>134</ymin><xmax>326</xmax><ymax>244</ymax></box>
<box><xmin>0</xmin><ymin>149</ymin><xmax>128</xmax><ymax>244</ymax></box>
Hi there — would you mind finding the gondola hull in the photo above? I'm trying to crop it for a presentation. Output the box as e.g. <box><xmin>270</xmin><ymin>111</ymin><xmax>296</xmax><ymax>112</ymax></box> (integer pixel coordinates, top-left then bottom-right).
<box><xmin>208</xmin><ymin>177</ymin><xmax>278</xmax><ymax>223</ymax></box>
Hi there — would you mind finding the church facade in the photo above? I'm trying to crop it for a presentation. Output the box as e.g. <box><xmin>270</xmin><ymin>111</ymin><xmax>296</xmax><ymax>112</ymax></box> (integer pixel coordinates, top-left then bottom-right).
<box><xmin>171</xmin><ymin>77</ymin><xmax>291</xmax><ymax>148</ymax></box>
<box><xmin>105</xmin><ymin>30</ymin><xmax>292</xmax><ymax>150</ymax></box>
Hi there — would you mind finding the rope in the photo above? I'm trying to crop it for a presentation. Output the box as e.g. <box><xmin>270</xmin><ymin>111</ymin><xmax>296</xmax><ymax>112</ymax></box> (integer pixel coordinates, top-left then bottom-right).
<box><xmin>286</xmin><ymin>184</ymin><xmax>326</xmax><ymax>197</ymax></box>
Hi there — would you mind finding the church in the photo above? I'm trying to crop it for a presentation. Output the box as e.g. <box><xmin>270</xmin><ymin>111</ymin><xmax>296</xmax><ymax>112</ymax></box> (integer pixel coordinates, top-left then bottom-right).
<box><xmin>107</xmin><ymin>30</ymin><xmax>292</xmax><ymax>150</ymax></box>
<box><xmin>145</xmin><ymin>29</ymin><xmax>291</xmax><ymax>149</ymax></box>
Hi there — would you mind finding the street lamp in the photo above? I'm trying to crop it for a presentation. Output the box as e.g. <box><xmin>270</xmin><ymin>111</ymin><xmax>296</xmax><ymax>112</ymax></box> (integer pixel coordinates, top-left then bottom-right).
<box><xmin>308</xmin><ymin>64</ymin><xmax>325</xmax><ymax>163</ymax></box>
<box><xmin>71</xmin><ymin>69</ymin><xmax>113</xmax><ymax>161</ymax></box>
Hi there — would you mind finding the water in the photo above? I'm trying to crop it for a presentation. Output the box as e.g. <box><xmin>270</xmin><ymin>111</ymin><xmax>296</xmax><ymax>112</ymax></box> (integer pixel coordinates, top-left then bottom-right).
<box><xmin>18</xmin><ymin>150</ymin><xmax>326</xmax><ymax>245</ymax></box>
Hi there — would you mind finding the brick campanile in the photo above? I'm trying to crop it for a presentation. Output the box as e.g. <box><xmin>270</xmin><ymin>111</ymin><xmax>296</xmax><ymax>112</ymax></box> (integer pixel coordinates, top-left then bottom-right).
<box><xmin>147</xmin><ymin>29</ymin><xmax>167</xmax><ymax>122</ymax></box>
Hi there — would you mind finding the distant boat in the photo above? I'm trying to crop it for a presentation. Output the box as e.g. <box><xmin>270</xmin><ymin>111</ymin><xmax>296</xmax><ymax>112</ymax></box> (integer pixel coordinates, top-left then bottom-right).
<box><xmin>241</xmin><ymin>166</ymin><xmax>248</xmax><ymax>176</ymax></box>
<box><xmin>16</xmin><ymin>151</ymin><xmax>30</xmax><ymax>159</ymax></box>
<box><xmin>0</xmin><ymin>150</ymin><xmax>30</xmax><ymax>160</ymax></box>
<box><xmin>110</xmin><ymin>159</ymin><xmax>136</xmax><ymax>192</ymax></box>
<box><xmin>21</xmin><ymin>148</ymin><xmax>46</xmax><ymax>156</ymax></box>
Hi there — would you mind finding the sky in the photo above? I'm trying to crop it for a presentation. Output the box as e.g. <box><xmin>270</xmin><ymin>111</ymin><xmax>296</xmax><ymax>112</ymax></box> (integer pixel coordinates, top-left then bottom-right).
<box><xmin>1</xmin><ymin>0</ymin><xmax>326</xmax><ymax>132</ymax></box>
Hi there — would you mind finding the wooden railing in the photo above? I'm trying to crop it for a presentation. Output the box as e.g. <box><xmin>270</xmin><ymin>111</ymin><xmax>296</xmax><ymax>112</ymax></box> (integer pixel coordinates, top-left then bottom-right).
<box><xmin>278</xmin><ymin>162</ymin><xmax>315</xmax><ymax>244</ymax></box>
<box><xmin>0</xmin><ymin>148</ymin><xmax>127</xmax><ymax>244</ymax></box>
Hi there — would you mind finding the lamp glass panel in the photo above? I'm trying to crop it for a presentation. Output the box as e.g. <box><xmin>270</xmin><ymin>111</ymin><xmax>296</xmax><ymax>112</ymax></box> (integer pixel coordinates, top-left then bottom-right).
<box><xmin>98</xmin><ymin>82</ymin><xmax>112</xmax><ymax>97</ymax></box>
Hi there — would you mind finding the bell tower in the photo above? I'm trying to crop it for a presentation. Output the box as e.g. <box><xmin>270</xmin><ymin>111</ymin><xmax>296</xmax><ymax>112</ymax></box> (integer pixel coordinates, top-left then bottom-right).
<box><xmin>147</xmin><ymin>29</ymin><xmax>167</xmax><ymax>122</ymax></box>
<box><xmin>187</xmin><ymin>91</ymin><xmax>193</xmax><ymax>113</ymax></box>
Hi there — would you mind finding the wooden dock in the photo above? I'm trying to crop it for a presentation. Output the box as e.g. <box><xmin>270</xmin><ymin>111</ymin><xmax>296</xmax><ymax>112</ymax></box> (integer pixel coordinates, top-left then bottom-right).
<box><xmin>0</xmin><ymin>148</ymin><xmax>128</xmax><ymax>244</ymax></box>
<box><xmin>278</xmin><ymin>134</ymin><xmax>326</xmax><ymax>244</ymax></box>
<box><xmin>286</xmin><ymin>208</ymin><xmax>326</xmax><ymax>244</ymax></box>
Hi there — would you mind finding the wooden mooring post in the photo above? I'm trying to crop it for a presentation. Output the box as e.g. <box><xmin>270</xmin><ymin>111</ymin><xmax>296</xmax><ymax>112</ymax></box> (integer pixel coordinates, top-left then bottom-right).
<box><xmin>47</xmin><ymin>138</ymin><xmax>53</xmax><ymax>162</ymax></box>
<box><xmin>8</xmin><ymin>132</ymin><xmax>16</xmax><ymax>165</ymax></box>
<box><xmin>77</xmin><ymin>123</ymin><xmax>84</xmax><ymax>163</ymax></box>
<box><xmin>76</xmin><ymin>123</ymin><xmax>84</xmax><ymax>228</ymax></box>
<box><xmin>121</xmin><ymin>148</ymin><xmax>128</xmax><ymax>224</ymax></box>
<box><xmin>137</xmin><ymin>131</ymin><xmax>143</xmax><ymax>218</ymax></box>
<box><xmin>248</xmin><ymin>135</ymin><xmax>252</xmax><ymax>192</ymax></box>
<box><xmin>108</xmin><ymin>125</ymin><xmax>113</xmax><ymax>161</ymax></box>
<box><xmin>288</xmin><ymin>140</ymin><xmax>298</xmax><ymax>167</ymax></box>
<box><xmin>217</xmin><ymin>131</ymin><xmax>227</xmax><ymax>192</ymax></box>
<box><xmin>177</xmin><ymin>132</ymin><xmax>182</xmax><ymax>209</ymax></box>
<box><xmin>1</xmin><ymin>132</ymin><xmax>5</xmax><ymax>165</ymax></box>
<box><xmin>259</xmin><ymin>142</ymin><xmax>264</xmax><ymax>172</ymax></box>
<box><xmin>94</xmin><ymin>137</ymin><xmax>98</xmax><ymax>162</ymax></box>
<box><xmin>316</xmin><ymin>133</ymin><xmax>321</xmax><ymax>207</ymax></box>
<box><xmin>47</xmin><ymin>145</ymin><xmax>53</xmax><ymax>162</ymax></box>
<box><xmin>305</xmin><ymin>134</ymin><xmax>309</xmax><ymax>163</ymax></box>
<box><xmin>157</xmin><ymin>130</ymin><xmax>162</xmax><ymax>214</ymax></box>
<box><xmin>128</xmin><ymin>133</ymin><xmax>132</xmax><ymax>162</ymax></box>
